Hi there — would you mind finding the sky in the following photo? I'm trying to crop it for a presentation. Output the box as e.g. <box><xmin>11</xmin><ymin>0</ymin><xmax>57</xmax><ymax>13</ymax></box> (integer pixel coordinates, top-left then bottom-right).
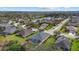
<box><xmin>0</xmin><ymin>0</ymin><xmax>79</xmax><ymax>7</ymax></box>
<box><xmin>0</xmin><ymin>7</ymin><xmax>79</xmax><ymax>11</ymax></box>
<box><xmin>0</xmin><ymin>0</ymin><xmax>78</xmax><ymax>11</ymax></box>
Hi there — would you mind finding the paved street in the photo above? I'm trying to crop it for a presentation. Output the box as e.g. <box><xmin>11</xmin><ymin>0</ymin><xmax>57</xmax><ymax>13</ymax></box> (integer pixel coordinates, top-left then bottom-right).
<box><xmin>44</xmin><ymin>17</ymin><xmax>71</xmax><ymax>35</ymax></box>
<box><xmin>35</xmin><ymin>17</ymin><xmax>71</xmax><ymax>48</ymax></box>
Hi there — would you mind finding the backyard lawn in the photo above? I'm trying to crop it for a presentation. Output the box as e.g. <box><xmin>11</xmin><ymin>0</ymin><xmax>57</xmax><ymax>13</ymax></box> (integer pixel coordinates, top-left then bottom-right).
<box><xmin>60</xmin><ymin>26</ymin><xmax>68</xmax><ymax>34</ymax></box>
<box><xmin>35</xmin><ymin>35</ymin><xmax>56</xmax><ymax>51</ymax></box>
<box><xmin>0</xmin><ymin>31</ymin><xmax>39</xmax><ymax>44</ymax></box>
<box><xmin>0</xmin><ymin>34</ymin><xmax>26</xmax><ymax>44</ymax></box>
<box><xmin>45</xmin><ymin>24</ymin><xmax>53</xmax><ymax>30</ymax></box>
<box><xmin>71</xmin><ymin>27</ymin><xmax>79</xmax><ymax>51</ymax></box>
<box><xmin>71</xmin><ymin>39</ymin><xmax>79</xmax><ymax>51</ymax></box>
<box><xmin>43</xmin><ymin>36</ymin><xmax>56</xmax><ymax>49</ymax></box>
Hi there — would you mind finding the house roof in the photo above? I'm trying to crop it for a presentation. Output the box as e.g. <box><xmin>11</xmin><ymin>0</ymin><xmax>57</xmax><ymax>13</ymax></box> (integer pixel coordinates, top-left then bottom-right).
<box><xmin>39</xmin><ymin>23</ymin><xmax>48</xmax><ymax>29</ymax></box>
<box><xmin>17</xmin><ymin>26</ymin><xmax>32</xmax><ymax>37</ymax></box>
<box><xmin>0</xmin><ymin>24</ymin><xmax>17</xmax><ymax>34</ymax></box>
<box><xmin>55</xmin><ymin>36</ymin><xmax>71</xmax><ymax>49</ymax></box>
<box><xmin>30</xmin><ymin>32</ymin><xmax>50</xmax><ymax>43</ymax></box>
<box><xmin>4</xmin><ymin>26</ymin><xmax>16</xmax><ymax>34</ymax></box>
<box><xmin>67</xmin><ymin>26</ymin><xmax>76</xmax><ymax>31</ymax></box>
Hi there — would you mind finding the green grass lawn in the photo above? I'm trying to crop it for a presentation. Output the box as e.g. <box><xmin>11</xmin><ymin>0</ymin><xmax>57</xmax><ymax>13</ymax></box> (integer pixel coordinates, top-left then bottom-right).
<box><xmin>0</xmin><ymin>31</ymin><xmax>38</xmax><ymax>44</ymax></box>
<box><xmin>35</xmin><ymin>35</ymin><xmax>56</xmax><ymax>51</ymax></box>
<box><xmin>0</xmin><ymin>31</ymin><xmax>39</xmax><ymax>51</ymax></box>
<box><xmin>71</xmin><ymin>39</ymin><xmax>79</xmax><ymax>51</ymax></box>
<box><xmin>0</xmin><ymin>34</ymin><xmax>34</xmax><ymax>51</ymax></box>
<box><xmin>76</xmin><ymin>27</ymin><xmax>79</xmax><ymax>35</ymax></box>
<box><xmin>0</xmin><ymin>34</ymin><xmax>26</xmax><ymax>44</ymax></box>
<box><xmin>45</xmin><ymin>24</ymin><xmax>53</xmax><ymax>30</ymax></box>
<box><xmin>43</xmin><ymin>36</ymin><xmax>56</xmax><ymax>49</ymax></box>
<box><xmin>70</xmin><ymin>27</ymin><xmax>79</xmax><ymax>51</ymax></box>
<box><xmin>26</xmin><ymin>31</ymin><xmax>39</xmax><ymax>39</ymax></box>
<box><xmin>60</xmin><ymin>28</ymin><xmax>68</xmax><ymax>34</ymax></box>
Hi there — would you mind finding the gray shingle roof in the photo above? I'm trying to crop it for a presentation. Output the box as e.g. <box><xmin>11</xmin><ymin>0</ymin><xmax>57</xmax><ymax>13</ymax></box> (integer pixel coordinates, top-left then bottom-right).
<box><xmin>55</xmin><ymin>36</ymin><xmax>71</xmax><ymax>50</ymax></box>
<box><xmin>0</xmin><ymin>24</ymin><xmax>17</xmax><ymax>34</ymax></box>
<box><xmin>17</xmin><ymin>26</ymin><xmax>32</xmax><ymax>37</ymax></box>
<box><xmin>4</xmin><ymin>26</ymin><xmax>16</xmax><ymax>34</ymax></box>
<box><xmin>30</xmin><ymin>32</ymin><xmax>50</xmax><ymax>43</ymax></box>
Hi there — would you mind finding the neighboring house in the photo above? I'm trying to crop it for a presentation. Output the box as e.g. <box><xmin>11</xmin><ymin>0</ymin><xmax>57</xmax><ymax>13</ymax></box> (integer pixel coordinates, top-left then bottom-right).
<box><xmin>16</xmin><ymin>26</ymin><xmax>32</xmax><ymax>37</ymax></box>
<box><xmin>55</xmin><ymin>35</ymin><xmax>71</xmax><ymax>51</ymax></box>
<box><xmin>32</xmin><ymin>19</ymin><xmax>41</xmax><ymax>24</ymax></box>
<box><xmin>67</xmin><ymin>26</ymin><xmax>76</xmax><ymax>36</ymax></box>
<box><xmin>0</xmin><ymin>24</ymin><xmax>17</xmax><ymax>35</ymax></box>
<box><xmin>30</xmin><ymin>32</ymin><xmax>50</xmax><ymax>43</ymax></box>
<box><xmin>42</xmin><ymin>17</ymin><xmax>63</xmax><ymax>25</ymax></box>
<box><xmin>68</xmin><ymin>16</ymin><xmax>79</xmax><ymax>26</ymax></box>
<box><xmin>32</xmin><ymin>28</ymin><xmax>38</xmax><ymax>32</ymax></box>
<box><xmin>39</xmin><ymin>23</ymin><xmax>48</xmax><ymax>30</ymax></box>
<box><xmin>69</xmin><ymin>30</ymin><xmax>76</xmax><ymax>36</ymax></box>
<box><xmin>42</xmin><ymin>17</ymin><xmax>54</xmax><ymax>23</ymax></box>
<box><xmin>67</xmin><ymin>26</ymin><xmax>79</xmax><ymax>39</ymax></box>
<box><xmin>75</xmin><ymin>35</ymin><xmax>79</xmax><ymax>39</ymax></box>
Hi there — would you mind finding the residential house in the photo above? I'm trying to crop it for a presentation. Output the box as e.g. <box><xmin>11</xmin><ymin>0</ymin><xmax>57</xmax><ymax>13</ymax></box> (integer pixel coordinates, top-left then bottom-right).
<box><xmin>0</xmin><ymin>24</ymin><xmax>17</xmax><ymax>35</ymax></box>
<box><xmin>30</xmin><ymin>32</ymin><xmax>50</xmax><ymax>43</ymax></box>
<box><xmin>67</xmin><ymin>26</ymin><xmax>76</xmax><ymax>36</ymax></box>
<box><xmin>55</xmin><ymin>35</ymin><xmax>71</xmax><ymax>51</ymax></box>
<box><xmin>68</xmin><ymin>16</ymin><xmax>79</xmax><ymax>26</ymax></box>
<box><xmin>16</xmin><ymin>26</ymin><xmax>32</xmax><ymax>37</ymax></box>
<box><xmin>32</xmin><ymin>28</ymin><xmax>38</xmax><ymax>32</ymax></box>
<box><xmin>39</xmin><ymin>23</ymin><xmax>48</xmax><ymax>30</ymax></box>
<box><xmin>32</xmin><ymin>19</ymin><xmax>41</xmax><ymax>24</ymax></box>
<box><xmin>42</xmin><ymin>17</ymin><xmax>54</xmax><ymax>23</ymax></box>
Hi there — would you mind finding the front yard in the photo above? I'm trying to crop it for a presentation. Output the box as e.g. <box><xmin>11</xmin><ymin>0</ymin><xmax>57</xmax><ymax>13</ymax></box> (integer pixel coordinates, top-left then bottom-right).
<box><xmin>36</xmin><ymin>35</ymin><xmax>56</xmax><ymax>51</ymax></box>
<box><xmin>71</xmin><ymin>39</ymin><xmax>79</xmax><ymax>51</ymax></box>
<box><xmin>43</xmin><ymin>35</ymin><xmax>56</xmax><ymax>48</ymax></box>
<box><xmin>45</xmin><ymin>24</ymin><xmax>54</xmax><ymax>30</ymax></box>
<box><xmin>0</xmin><ymin>34</ymin><xmax>26</xmax><ymax>44</ymax></box>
